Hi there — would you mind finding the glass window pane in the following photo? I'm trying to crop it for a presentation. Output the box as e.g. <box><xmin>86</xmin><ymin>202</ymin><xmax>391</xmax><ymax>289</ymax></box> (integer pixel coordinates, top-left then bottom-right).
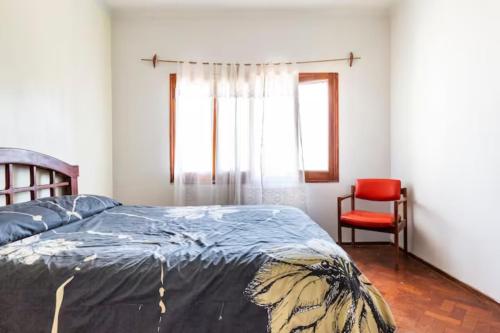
<box><xmin>299</xmin><ymin>79</ymin><xmax>329</xmax><ymax>171</ymax></box>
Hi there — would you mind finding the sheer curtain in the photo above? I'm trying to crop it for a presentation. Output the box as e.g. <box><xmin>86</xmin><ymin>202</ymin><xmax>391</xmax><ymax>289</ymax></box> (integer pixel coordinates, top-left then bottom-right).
<box><xmin>174</xmin><ymin>62</ymin><xmax>306</xmax><ymax>208</ymax></box>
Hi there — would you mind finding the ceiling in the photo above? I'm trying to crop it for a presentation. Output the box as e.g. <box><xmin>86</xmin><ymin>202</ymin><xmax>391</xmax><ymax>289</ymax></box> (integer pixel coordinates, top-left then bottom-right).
<box><xmin>103</xmin><ymin>0</ymin><xmax>396</xmax><ymax>10</ymax></box>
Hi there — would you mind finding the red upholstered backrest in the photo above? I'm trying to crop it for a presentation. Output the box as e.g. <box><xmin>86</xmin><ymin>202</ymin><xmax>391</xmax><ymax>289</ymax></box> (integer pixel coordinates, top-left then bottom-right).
<box><xmin>355</xmin><ymin>179</ymin><xmax>401</xmax><ymax>201</ymax></box>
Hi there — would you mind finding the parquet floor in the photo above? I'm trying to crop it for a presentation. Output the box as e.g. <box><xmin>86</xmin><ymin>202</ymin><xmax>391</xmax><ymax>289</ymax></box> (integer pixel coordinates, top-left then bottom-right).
<box><xmin>344</xmin><ymin>244</ymin><xmax>500</xmax><ymax>333</ymax></box>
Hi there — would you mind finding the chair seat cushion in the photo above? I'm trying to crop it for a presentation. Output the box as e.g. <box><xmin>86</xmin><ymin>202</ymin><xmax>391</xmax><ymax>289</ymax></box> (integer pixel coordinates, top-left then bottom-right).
<box><xmin>340</xmin><ymin>210</ymin><xmax>395</xmax><ymax>228</ymax></box>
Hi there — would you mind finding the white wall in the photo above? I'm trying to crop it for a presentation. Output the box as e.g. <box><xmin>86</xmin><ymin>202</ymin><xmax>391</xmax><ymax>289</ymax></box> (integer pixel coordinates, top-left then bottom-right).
<box><xmin>112</xmin><ymin>9</ymin><xmax>391</xmax><ymax>241</ymax></box>
<box><xmin>0</xmin><ymin>0</ymin><xmax>113</xmax><ymax>197</ymax></box>
<box><xmin>391</xmin><ymin>0</ymin><xmax>500</xmax><ymax>301</ymax></box>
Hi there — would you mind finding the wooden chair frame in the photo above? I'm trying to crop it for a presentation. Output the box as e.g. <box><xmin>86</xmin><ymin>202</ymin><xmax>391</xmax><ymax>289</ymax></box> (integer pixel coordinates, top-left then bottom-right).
<box><xmin>337</xmin><ymin>185</ymin><xmax>408</xmax><ymax>269</ymax></box>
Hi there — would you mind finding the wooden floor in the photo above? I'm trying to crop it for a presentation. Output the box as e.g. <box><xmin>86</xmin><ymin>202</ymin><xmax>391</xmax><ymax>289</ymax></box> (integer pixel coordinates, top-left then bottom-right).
<box><xmin>344</xmin><ymin>244</ymin><xmax>500</xmax><ymax>333</ymax></box>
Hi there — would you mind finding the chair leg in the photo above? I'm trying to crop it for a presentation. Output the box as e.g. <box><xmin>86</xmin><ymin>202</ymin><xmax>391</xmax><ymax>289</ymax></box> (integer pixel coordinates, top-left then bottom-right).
<box><xmin>394</xmin><ymin>229</ymin><xmax>400</xmax><ymax>270</ymax></box>
<box><xmin>404</xmin><ymin>226</ymin><xmax>408</xmax><ymax>255</ymax></box>
<box><xmin>351</xmin><ymin>228</ymin><xmax>355</xmax><ymax>246</ymax></box>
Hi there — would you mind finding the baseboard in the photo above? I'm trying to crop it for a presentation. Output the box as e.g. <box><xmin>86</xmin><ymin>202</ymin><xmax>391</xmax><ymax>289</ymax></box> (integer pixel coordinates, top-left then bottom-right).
<box><xmin>340</xmin><ymin>241</ymin><xmax>500</xmax><ymax>306</ymax></box>
<box><xmin>405</xmin><ymin>252</ymin><xmax>499</xmax><ymax>306</ymax></box>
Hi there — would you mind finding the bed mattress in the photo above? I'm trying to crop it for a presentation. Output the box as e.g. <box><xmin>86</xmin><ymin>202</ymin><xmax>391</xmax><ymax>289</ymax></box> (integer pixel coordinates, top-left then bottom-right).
<box><xmin>0</xmin><ymin>195</ymin><xmax>395</xmax><ymax>333</ymax></box>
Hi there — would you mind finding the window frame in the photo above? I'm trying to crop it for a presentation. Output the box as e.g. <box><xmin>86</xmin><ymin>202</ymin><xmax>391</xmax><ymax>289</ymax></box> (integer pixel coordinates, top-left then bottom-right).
<box><xmin>169</xmin><ymin>72</ymin><xmax>339</xmax><ymax>183</ymax></box>
<box><xmin>299</xmin><ymin>72</ymin><xmax>339</xmax><ymax>183</ymax></box>
<box><xmin>169</xmin><ymin>74</ymin><xmax>176</xmax><ymax>183</ymax></box>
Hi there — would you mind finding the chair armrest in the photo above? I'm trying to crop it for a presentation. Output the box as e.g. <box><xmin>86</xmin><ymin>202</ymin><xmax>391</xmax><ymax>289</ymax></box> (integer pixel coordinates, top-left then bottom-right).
<box><xmin>395</xmin><ymin>197</ymin><xmax>408</xmax><ymax>223</ymax></box>
<box><xmin>337</xmin><ymin>194</ymin><xmax>353</xmax><ymax>202</ymax></box>
<box><xmin>337</xmin><ymin>194</ymin><xmax>353</xmax><ymax>221</ymax></box>
<box><xmin>396</xmin><ymin>198</ymin><xmax>407</xmax><ymax>206</ymax></box>
<box><xmin>338</xmin><ymin>189</ymin><xmax>355</xmax><ymax>222</ymax></box>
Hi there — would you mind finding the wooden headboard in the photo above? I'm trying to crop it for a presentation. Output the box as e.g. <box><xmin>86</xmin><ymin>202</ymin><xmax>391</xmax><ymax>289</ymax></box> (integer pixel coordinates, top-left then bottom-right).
<box><xmin>0</xmin><ymin>148</ymin><xmax>79</xmax><ymax>205</ymax></box>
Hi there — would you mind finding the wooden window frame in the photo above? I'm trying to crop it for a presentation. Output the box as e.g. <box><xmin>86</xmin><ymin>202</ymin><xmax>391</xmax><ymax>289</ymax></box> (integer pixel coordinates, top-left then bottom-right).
<box><xmin>299</xmin><ymin>72</ymin><xmax>339</xmax><ymax>183</ymax></box>
<box><xmin>170</xmin><ymin>73</ymin><xmax>217</xmax><ymax>184</ymax></box>
<box><xmin>169</xmin><ymin>74</ymin><xmax>176</xmax><ymax>183</ymax></box>
<box><xmin>169</xmin><ymin>72</ymin><xmax>339</xmax><ymax>183</ymax></box>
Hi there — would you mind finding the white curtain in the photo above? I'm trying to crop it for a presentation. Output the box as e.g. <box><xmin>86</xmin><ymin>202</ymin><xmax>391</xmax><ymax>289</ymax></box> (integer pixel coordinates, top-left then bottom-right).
<box><xmin>174</xmin><ymin>62</ymin><xmax>306</xmax><ymax>208</ymax></box>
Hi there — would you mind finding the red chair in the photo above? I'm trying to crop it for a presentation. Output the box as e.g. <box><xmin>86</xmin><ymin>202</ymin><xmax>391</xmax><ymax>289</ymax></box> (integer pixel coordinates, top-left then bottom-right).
<box><xmin>337</xmin><ymin>179</ymin><xmax>408</xmax><ymax>269</ymax></box>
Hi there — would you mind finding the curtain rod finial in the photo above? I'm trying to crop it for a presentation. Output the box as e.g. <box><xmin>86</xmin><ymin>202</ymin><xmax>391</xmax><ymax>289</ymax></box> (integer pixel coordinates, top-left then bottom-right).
<box><xmin>152</xmin><ymin>54</ymin><xmax>158</xmax><ymax>68</ymax></box>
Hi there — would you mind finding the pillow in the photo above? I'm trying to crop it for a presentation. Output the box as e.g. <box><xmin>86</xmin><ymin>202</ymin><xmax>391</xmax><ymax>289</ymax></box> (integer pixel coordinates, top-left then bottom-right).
<box><xmin>0</xmin><ymin>195</ymin><xmax>120</xmax><ymax>246</ymax></box>
<box><xmin>37</xmin><ymin>195</ymin><xmax>121</xmax><ymax>222</ymax></box>
<box><xmin>0</xmin><ymin>201</ymin><xmax>64</xmax><ymax>246</ymax></box>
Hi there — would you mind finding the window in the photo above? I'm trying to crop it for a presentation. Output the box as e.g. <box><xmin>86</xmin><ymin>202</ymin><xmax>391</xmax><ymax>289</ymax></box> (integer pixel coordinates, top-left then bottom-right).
<box><xmin>169</xmin><ymin>72</ymin><xmax>339</xmax><ymax>183</ymax></box>
<box><xmin>299</xmin><ymin>73</ymin><xmax>339</xmax><ymax>182</ymax></box>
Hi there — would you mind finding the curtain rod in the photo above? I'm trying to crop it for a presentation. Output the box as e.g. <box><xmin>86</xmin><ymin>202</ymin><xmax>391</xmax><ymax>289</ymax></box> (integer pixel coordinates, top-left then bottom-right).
<box><xmin>140</xmin><ymin>52</ymin><xmax>361</xmax><ymax>68</ymax></box>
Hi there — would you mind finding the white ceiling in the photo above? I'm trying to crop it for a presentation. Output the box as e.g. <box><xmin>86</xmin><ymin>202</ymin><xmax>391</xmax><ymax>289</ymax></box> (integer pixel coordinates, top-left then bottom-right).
<box><xmin>103</xmin><ymin>0</ymin><xmax>396</xmax><ymax>10</ymax></box>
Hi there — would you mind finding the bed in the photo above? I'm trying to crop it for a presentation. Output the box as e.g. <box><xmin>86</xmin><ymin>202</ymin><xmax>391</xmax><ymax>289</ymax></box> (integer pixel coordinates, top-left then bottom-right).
<box><xmin>0</xmin><ymin>148</ymin><xmax>396</xmax><ymax>333</ymax></box>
